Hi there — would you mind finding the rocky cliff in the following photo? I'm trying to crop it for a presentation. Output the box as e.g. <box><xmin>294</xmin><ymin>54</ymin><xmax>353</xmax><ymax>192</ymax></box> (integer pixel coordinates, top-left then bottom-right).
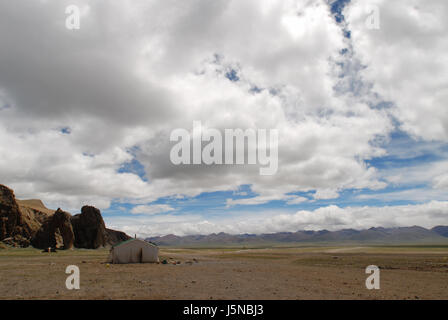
<box><xmin>0</xmin><ymin>185</ymin><xmax>38</xmax><ymax>246</ymax></box>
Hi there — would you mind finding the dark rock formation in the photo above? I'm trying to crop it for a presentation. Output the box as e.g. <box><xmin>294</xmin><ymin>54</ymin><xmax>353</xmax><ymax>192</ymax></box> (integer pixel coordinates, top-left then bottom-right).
<box><xmin>30</xmin><ymin>219</ymin><xmax>52</xmax><ymax>249</ymax></box>
<box><xmin>71</xmin><ymin>206</ymin><xmax>108</xmax><ymax>249</ymax></box>
<box><xmin>0</xmin><ymin>185</ymin><xmax>35</xmax><ymax>246</ymax></box>
<box><xmin>106</xmin><ymin>228</ymin><xmax>131</xmax><ymax>245</ymax></box>
<box><xmin>31</xmin><ymin>208</ymin><xmax>74</xmax><ymax>249</ymax></box>
<box><xmin>1</xmin><ymin>184</ymin><xmax>131</xmax><ymax>249</ymax></box>
<box><xmin>52</xmin><ymin>209</ymin><xmax>74</xmax><ymax>249</ymax></box>
<box><xmin>33</xmin><ymin>205</ymin><xmax>130</xmax><ymax>249</ymax></box>
<box><xmin>0</xmin><ymin>217</ymin><xmax>7</xmax><ymax>240</ymax></box>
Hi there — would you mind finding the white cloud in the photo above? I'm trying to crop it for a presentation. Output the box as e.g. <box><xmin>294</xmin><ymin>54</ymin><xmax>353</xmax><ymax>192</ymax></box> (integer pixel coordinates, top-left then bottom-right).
<box><xmin>0</xmin><ymin>0</ymin><xmax>395</xmax><ymax>211</ymax></box>
<box><xmin>433</xmin><ymin>174</ymin><xmax>448</xmax><ymax>190</ymax></box>
<box><xmin>374</xmin><ymin>159</ymin><xmax>448</xmax><ymax>194</ymax></box>
<box><xmin>106</xmin><ymin>201</ymin><xmax>448</xmax><ymax>237</ymax></box>
<box><xmin>313</xmin><ymin>189</ymin><xmax>339</xmax><ymax>200</ymax></box>
<box><xmin>131</xmin><ymin>204</ymin><xmax>175</xmax><ymax>215</ymax></box>
<box><xmin>286</xmin><ymin>196</ymin><xmax>308</xmax><ymax>205</ymax></box>
<box><xmin>345</xmin><ymin>0</ymin><xmax>448</xmax><ymax>141</ymax></box>
<box><xmin>357</xmin><ymin>188</ymin><xmax>448</xmax><ymax>203</ymax></box>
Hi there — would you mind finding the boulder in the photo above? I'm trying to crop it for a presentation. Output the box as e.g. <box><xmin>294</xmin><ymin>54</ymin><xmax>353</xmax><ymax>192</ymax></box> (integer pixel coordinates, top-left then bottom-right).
<box><xmin>71</xmin><ymin>206</ymin><xmax>108</xmax><ymax>249</ymax></box>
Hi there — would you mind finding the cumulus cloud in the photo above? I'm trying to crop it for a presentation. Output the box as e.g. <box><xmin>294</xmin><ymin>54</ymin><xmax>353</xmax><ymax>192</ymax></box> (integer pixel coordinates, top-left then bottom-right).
<box><xmin>345</xmin><ymin>0</ymin><xmax>448</xmax><ymax>141</ymax></box>
<box><xmin>0</xmin><ymin>0</ymin><xmax>394</xmax><ymax>209</ymax></box>
<box><xmin>0</xmin><ymin>0</ymin><xmax>447</xmax><ymax>236</ymax></box>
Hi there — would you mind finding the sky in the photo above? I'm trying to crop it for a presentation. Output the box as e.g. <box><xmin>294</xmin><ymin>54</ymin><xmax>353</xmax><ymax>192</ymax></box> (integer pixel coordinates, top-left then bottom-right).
<box><xmin>0</xmin><ymin>0</ymin><xmax>447</xmax><ymax>237</ymax></box>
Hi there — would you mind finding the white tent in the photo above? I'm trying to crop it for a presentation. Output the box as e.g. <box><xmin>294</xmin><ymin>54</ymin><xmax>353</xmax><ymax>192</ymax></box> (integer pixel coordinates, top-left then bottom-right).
<box><xmin>108</xmin><ymin>239</ymin><xmax>159</xmax><ymax>264</ymax></box>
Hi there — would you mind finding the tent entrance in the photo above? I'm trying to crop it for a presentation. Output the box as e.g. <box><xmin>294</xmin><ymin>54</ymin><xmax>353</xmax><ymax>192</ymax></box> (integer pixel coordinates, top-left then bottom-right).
<box><xmin>138</xmin><ymin>248</ymin><xmax>143</xmax><ymax>263</ymax></box>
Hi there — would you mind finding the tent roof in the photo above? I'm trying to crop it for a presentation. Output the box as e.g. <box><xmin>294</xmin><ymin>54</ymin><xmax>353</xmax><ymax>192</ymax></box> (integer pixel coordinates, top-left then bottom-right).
<box><xmin>112</xmin><ymin>238</ymin><xmax>158</xmax><ymax>248</ymax></box>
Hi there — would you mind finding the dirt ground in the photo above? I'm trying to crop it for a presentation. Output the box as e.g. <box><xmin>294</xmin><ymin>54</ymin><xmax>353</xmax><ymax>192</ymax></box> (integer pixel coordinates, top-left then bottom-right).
<box><xmin>1</xmin><ymin>246</ymin><xmax>448</xmax><ymax>300</ymax></box>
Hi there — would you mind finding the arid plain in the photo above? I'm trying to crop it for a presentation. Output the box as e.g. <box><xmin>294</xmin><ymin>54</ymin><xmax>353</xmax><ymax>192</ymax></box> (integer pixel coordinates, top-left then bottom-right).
<box><xmin>1</xmin><ymin>246</ymin><xmax>448</xmax><ymax>300</ymax></box>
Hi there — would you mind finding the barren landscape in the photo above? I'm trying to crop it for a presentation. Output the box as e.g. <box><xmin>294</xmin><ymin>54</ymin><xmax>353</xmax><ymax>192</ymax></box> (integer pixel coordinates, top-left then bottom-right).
<box><xmin>1</xmin><ymin>246</ymin><xmax>448</xmax><ymax>300</ymax></box>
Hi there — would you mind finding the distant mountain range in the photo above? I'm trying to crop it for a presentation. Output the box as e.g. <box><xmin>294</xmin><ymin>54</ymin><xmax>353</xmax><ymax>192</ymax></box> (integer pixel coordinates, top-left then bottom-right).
<box><xmin>147</xmin><ymin>226</ymin><xmax>448</xmax><ymax>247</ymax></box>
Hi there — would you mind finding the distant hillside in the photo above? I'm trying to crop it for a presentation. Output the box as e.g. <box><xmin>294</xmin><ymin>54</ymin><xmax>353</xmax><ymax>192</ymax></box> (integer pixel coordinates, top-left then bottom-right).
<box><xmin>147</xmin><ymin>226</ymin><xmax>448</xmax><ymax>247</ymax></box>
<box><xmin>432</xmin><ymin>226</ymin><xmax>448</xmax><ymax>237</ymax></box>
<box><xmin>17</xmin><ymin>199</ymin><xmax>55</xmax><ymax>216</ymax></box>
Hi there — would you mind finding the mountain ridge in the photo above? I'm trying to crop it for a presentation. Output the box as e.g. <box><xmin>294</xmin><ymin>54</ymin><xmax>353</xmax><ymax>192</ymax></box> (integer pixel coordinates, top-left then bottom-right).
<box><xmin>147</xmin><ymin>225</ymin><xmax>448</xmax><ymax>247</ymax></box>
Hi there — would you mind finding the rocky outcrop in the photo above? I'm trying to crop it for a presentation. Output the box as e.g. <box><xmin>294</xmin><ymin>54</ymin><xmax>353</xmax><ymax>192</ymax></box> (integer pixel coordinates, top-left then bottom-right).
<box><xmin>0</xmin><ymin>184</ymin><xmax>131</xmax><ymax>249</ymax></box>
<box><xmin>33</xmin><ymin>205</ymin><xmax>130</xmax><ymax>249</ymax></box>
<box><xmin>106</xmin><ymin>228</ymin><xmax>131</xmax><ymax>245</ymax></box>
<box><xmin>34</xmin><ymin>206</ymin><xmax>130</xmax><ymax>249</ymax></box>
<box><xmin>31</xmin><ymin>219</ymin><xmax>54</xmax><ymax>249</ymax></box>
<box><xmin>71</xmin><ymin>206</ymin><xmax>108</xmax><ymax>249</ymax></box>
<box><xmin>0</xmin><ymin>185</ymin><xmax>35</xmax><ymax>246</ymax></box>
<box><xmin>31</xmin><ymin>208</ymin><xmax>74</xmax><ymax>249</ymax></box>
<box><xmin>53</xmin><ymin>209</ymin><xmax>74</xmax><ymax>249</ymax></box>
<box><xmin>17</xmin><ymin>199</ymin><xmax>54</xmax><ymax>226</ymax></box>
